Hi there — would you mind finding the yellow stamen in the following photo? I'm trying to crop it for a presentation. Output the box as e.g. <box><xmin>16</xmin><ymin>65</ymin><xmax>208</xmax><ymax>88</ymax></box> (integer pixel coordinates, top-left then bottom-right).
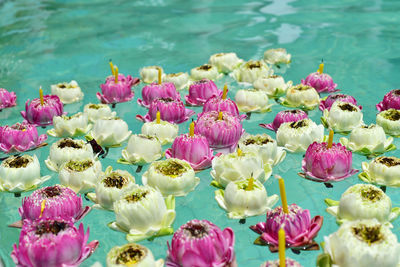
<box><xmin>156</xmin><ymin>111</ymin><xmax>161</xmax><ymax>124</ymax></box>
<box><xmin>189</xmin><ymin>121</ymin><xmax>195</xmax><ymax>137</ymax></box>
<box><xmin>327</xmin><ymin>129</ymin><xmax>334</xmax><ymax>148</ymax></box>
<box><xmin>39</xmin><ymin>87</ymin><xmax>44</xmax><ymax>106</ymax></box>
<box><xmin>277</xmin><ymin>175</ymin><xmax>289</xmax><ymax>213</ymax></box>
<box><xmin>217</xmin><ymin>111</ymin><xmax>223</xmax><ymax>120</ymax></box>
<box><xmin>158</xmin><ymin>67</ymin><xmax>162</xmax><ymax>85</ymax></box>
<box><xmin>318</xmin><ymin>62</ymin><xmax>324</xmax><ymax>74</ymax></box>
<box><xmin>246</xmin><ymin>176</ymin><xmax>254</xmax><ymax>191</ymax></box>
<box><xmin>237</xmin><ymin>148</ymin><xmax>242</xmax><ymax>156</ymax></box>
<box><xmin>279</xmin><ymin>227</ymin><xmax>286</xmax><ymax>267</ymax></box>
<box><xmin>114</xmin><ymin>66</ymin><xmax>119</xmax><ymax>83</ymax></box>
<box><xmin>109</xmin><ymin>60</ymin><xmax>115</xmax><ymax>76</ymax></box>
<box><xmin>39</xmin><ymin>199</ymin><xmax>46</xmax><ymax>218</ymax></box>
<box><xmin>222</xmin><ymin>84</ymin><xmax>228</xmax><ymax>99</ymax></box>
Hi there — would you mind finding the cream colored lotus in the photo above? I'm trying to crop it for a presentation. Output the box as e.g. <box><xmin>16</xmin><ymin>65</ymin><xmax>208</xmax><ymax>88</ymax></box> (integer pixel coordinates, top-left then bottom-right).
<box><xmin>232</xmin><ymin>60</ymin><xmax>272</xmax><ymax>84</ymax></box>
<box><xmin>121</xmin><ymin>134</ymin><xmax>162</xmax><ymax>165</ymax></box>
<box><xmin>83</xmin><ymin>103</ymin><xmax>116</xmax><ymax>123</ymax></box>
<box><xmin>90</xmin><ymin>117</ymin><xmax>131</xmax><ymax>147</ymax></box>
<box><xmin>322</xmin><ymin>100</ymin><xmax>363</xmax><ymax>133</ymax></box>
<box><xmin>253</xmin><ymin>75</ymin><xmax>292</xmax><ymax>98</ymax></box>
<box><xmin>208</xmin><ymin>52</ymin><xmax>243</xmax><ymax>73</ymax></box>
<box><xmin>106</xmin><ymin>243</ymin><xmax>164</xmax><ymax>267</ymax></box>
<box><xmin>140</xmin><ymin>65</ymin><xmax>164</xmax><ymax>83</ymax></box>
<box><xmin>48</xmin><ymin>113</ymin><xmax>91</xmax><ymax>138</ymax></box>
<box><xmin>141</xmin><ymin>120</ymin><xmax>178</xmax><ymax>145</ymax></box>
<box><xmin>234</xmin><ymin>89</ymin><xmax>273</xmax><ymax>113</ymax></box>
<box><xmin>190</xmin><ymin>64</ymin><xmax>222</xmax><ymax>81</ymax></box>
<box><xmin>162</xmin><ymin>72</ymin><xmax>190</xmax><ymax>90</ymax></box>
<box><xmin>51</xmin><ymin>80</ymin><xmax>84</xmax><ymax>104</ymax></box>
<box><xmin>263</xmin><ymin>48</ymin><xmax>291</xmax><ymax>65</ymax></box>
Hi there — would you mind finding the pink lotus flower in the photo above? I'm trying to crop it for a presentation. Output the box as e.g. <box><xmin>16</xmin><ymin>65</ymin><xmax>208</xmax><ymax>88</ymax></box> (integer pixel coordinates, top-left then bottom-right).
<box><xmin>136</xmin><ymin>98</ymin><xmax>195</xmax><ymax>124</ymax></box>
<box><xmin>250</xmin><ymin>204</ymin><xmax>323</xmax><ymax>249</ymax></box>
<box><xmin>195</xmin><ymin>111</ymin><xmax>243</xmax><ymax>151</ymax></box>
<box><xmin>259</xmin><ymin>109</ymin><xmax>308</xmax><ymax>132</ymax></box>
<box><xmin>166</xmin><ymin>219</ymin><xmax>237</xmax><ymax>267</ymax></box>
<box><xmin>21</xmin><ymin>95</ymin><xmax>64</xmax><ymax>127</ymax></box>
<box><xmin>165</xmin><ymin>133</ymin><xmax>216</xmax><ymax>170</ymax></box>
<box><xmin>11</xmin><ymin>218</ymin><xmax>98</xmax><ymax>267</ymax></box>
<box><xmin>319</xmin><ymin>93</ymin><xmax>361</xmax><ymax>111</ymax></box>
<box><xmin>0</xmin><ymin>88</ymin><xmax>17</xmax><ymax>110</ymax></box>
<box><xmin>301</xmin><ymin>72</ymin><xmax>338</xmax><ymax>93</ymax></box>
<box><xmin>376</xmin><ymin>89</ymin><xmax>400</xmax><ymax>112</ymax></box>
<box><xmin>0</xmin><ymin>122</ymin><xmax>47</xmax><ymax>153</ymax></box>
<box><xmin>200</xmin><ymin>95</ymin><xmax>246</xmax><ymax>120</ymax></box>
<box><xmin>137</xmin><ymin>82</ymin><xmax>180</xmax><ymax>108</ymax></box>
<box><xmin>97</xmin><ymin>75</ymin><xmax>139</xmax><ymax>104</ymax></box>
<box><xmin>301</xmin><ymin>141</ymin><xmax>358</xmax><ymax>182</ymax></box>
<box><xmin>185</xmin><ymin>79</ymin><xmax>221</xmax><ymax>106</ymax></box>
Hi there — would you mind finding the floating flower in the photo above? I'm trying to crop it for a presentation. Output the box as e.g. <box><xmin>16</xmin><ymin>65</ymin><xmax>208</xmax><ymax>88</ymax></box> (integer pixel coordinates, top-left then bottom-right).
<box><xmin>319</xmin><ymin>93</ymin><xmax>361</xmax><ymax>111</ymax></box>
<box><xmin>376</xmin><ymin>89</ymin><xmax>400</xmax><ymax>112</ymax></box>
<box><xmin>261</xmin><ymin>259</ymin><xmax>302</xmax><ymax>267</ymax></box>
<box><xmin>190</xmin><ymin>64</ymin><xmax>222</xmax><ymax>81</ymax></box>
<box><xmin>87</xmin><ymin>166</ymin><xmax>136</xmax><ymax>211</ymax></box>
<box><xmin>263</xmin><ymin>48</ymin><xmax>291</xmax><ymax>65</ymax></box>
<box><xmin>166</xmin><ymin>219</ymin><xmax>237</xmax><ymax>267</ymax></box>
<box><xmin>376</xmin><ymin>109</ymin><xmax>400</xmax><ymax>137</ymax></box>
<box><xmin>106</xmin><ymin>243</ymin><xmax>164</xmax><ymax>267</ymax></box>
<box><xmin>359</xmin><ymin>156</ymin><xmax>400</xmax><ymax>187</ymax></box>
<box><xmin>324</xmin><ymin>184</ymin><xmax>400</xmax><ymax>225</ymax></box>
<box><xmin>250</xmin><ymin>204</ymin><xmax>323</xmax><ymax>251</ymax></box>
<box><xmin>165</xmin><ymin>133</ymin><xmax>215</xmax><ymax>171</ymax></box>
<box><xmin>0</xmin><ymin>122</ymin><xmax>47</xmax><ymax>153</ymax></box>
<box><xmin>235</xmin><ymin>89</ymin><xmax>272</xmax><ymax>113</ymax></box>
<box><xmin>321</xmin><ymin>101</ymin><xmax>363</xmax><ymax>133</ymax></box>
<box><xmin>276</xmin><ymin>119</ymin><xmax>325</xmax><ymax>153</ymax></box>
<box><xmin>51</xmin><ymin>80</ymin><xmax>84</xmax><ymax>104</ymax></box>
<box><xmin>47</xmin><ymin>112</ymin><xmax>91</xmax><ymax>138</ymax></box>
<box><xmin>140</xmin><ymin>65</ymin><xmax>163</xmax><ymax>84</ymax></box>
<box><xmin>209</xmin><ymin>52</ymin><xmax>243</xmax><ymax>73</ymax></box>
<box><xmin>109</xmin><ymin>185</ymin><xmax>176</xmax><ymax>242</ymax></box>
<box><xmin>0</xmin><ymin>155</ymin><xmax>51</xmax><ymax>193</ymax></box>
<box><xmin>141</xmin><ymin>119</ymin><xmax>178</xmax><ymax>145</ymax></box>
<box><xmin>0</xmin><ymin>88</ymin><xmax>17</xmax><ymax>110</ymax></box>
<box><xmin>45</xmin><ymin>138</ymin><xmax>94</xmax><ymax>172</ymax></box>
<box><xmin>318</xmin><ymin>219</ymin><xmax>400</xmax><ymax>267</ymax></box>
<box><xmin>301</xmin><ymin>72</ymin><xmax>337</xmax><ymax>94</ymax></box>
<box><xmin>259</xmin><ymin>109</ymin><xmax>308</xmax><ymax>132</ymax></box>
<box><xmin>215</xmin><ymin>178</ymin><xmax>278</xmax><ymax>219</ymax></box>
<box><xmin>253</xmin><ymin>75</ymin><xmax>292</xmax><ymax>99</ymax></box>
<box><xmin>119</xmin><ymin>134</ymin><xmax>162</xmax><ymax>165</ymax></box>
<box><xmin>339</xmin><ymin>124</ymin><xmax>395</xmax><ymax>157</ymax></box>
<box><xmin>83</xmin><ymin>103</ymin><xmax>116</xmax><ymax>123</ymax></box>
<box><xmin>97</xmin><ymin>75</ymin><xmax>138</xmax><ymax>104</ymax></box>
<box><xmin>280</xmin><ymin>84</ymin><xmax>320</xmax><ymax>110</ymax></box>
<box><xmin>162</xmin><ymin>72</ymin><xmax>190</xmax><ymax>90</ymax></box>
<box><xmin>201</xmin><ymin>95</ymin><xmax>243</xmax><ymax>119</ymax></box>
<box><xmin>136</xmin><ymin>98</ymin><xmax>195</xmax><ymax>124</ymax></box>
<box><xmin>232</xmin><ymin>60</ymin><xmax>272</xmax><ymax>84</ymax></box>
<box><xmin>185</xmin><ymin>79</ymin><xmax>221</xmax><ymax>106</ymax></box>
<box><xmin>137</xmin><ymin>82</ymin><xmax>180</xmax><ymax>108</ymax></box>
<box><xmin>21</xmin><ymin>95</ymin><xmax>64</xmax><ymax>127</ymax></box>
<box><xmin>11</xmin><ymin>218</ymin><xmax>98</xmax><ymax>267</ymax></box>
<box><xmin>142</xmin><ymin>158</ymin><xmax>200</xmax><ymax>197</ymax></box>
<box><xmin>90</xmin><ymin>117</ymin><xmax>131</xmax><ymax>147</ymax></box>
<box><xmin>59</xmin><ymin>158</ymin><xmax>102</xmax><ymax>194</ymax></box>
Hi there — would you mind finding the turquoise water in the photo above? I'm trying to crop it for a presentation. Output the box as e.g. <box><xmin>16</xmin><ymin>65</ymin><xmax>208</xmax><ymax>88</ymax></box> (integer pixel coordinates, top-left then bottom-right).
<box><xmin>1</xmin><ymin>0</ymin><xmax>400</xmax><ymax>266</ymax></box>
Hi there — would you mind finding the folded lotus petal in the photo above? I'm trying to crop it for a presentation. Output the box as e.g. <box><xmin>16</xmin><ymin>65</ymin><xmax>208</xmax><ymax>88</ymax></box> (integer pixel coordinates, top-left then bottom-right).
<box><xmin>0</xmin><ymin>88</ymin><xmax>17</xmax><ymax>110</ymax></box>
<box><xmin>319</xmin><ymin>93</ymin><xmax>361</xmax><ymax>111</ymax></box>
<box><xmin>139</xmin><ymin>82</ymin><xmax>180</xmax><ymax>108</ymax></box>
<box><xmin>22</xmin><ymin>95</ymin><xmax>64</xmax><ymax>127</ymax></box>
<box><xmin>301</xmin><ymin>72</ymin><xmax>338</xmax><ymax>93</ymax></box>
<box><xmin>98</xmin><ymin>75</ymin><xmax>136</xmax><ymax>104</ymax></box>
<box><xmin>376</xmin><ymin>89</ymin><xmax>400</xmax><ymax>112</ymax></box>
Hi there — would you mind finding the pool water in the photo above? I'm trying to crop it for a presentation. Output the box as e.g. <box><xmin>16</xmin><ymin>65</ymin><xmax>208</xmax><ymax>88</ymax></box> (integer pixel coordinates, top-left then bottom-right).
<box><xmin>1</xmin><ymin>0</ymin><xmax>400</xmax><ymax>266</ymax></box>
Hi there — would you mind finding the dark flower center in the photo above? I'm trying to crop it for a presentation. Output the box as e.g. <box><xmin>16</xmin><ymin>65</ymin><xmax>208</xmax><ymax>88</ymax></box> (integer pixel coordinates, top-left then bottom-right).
<box><xmin>10</xmin><ymin>123</ymin><xmax>26</xmax><ymax>131</ymax></box>
<box><xmin>330</xmin><ymin>94</ymin><xmax>345</xmax><ymax>100</ymax></box>
<box><xmin>246</xmin><ymin>61</ymin><xmax>261</xmax><ymax>69</ymax></box>
<box><xmin>116</xmin><ymin>245</ymin><xmax>145</xmax><ymax>264</ymax></box>
<box><xmin>183</xmin><ymin>223</ymin><xmax>208</xmax><ymax>238</ymax></box>
<box><xmin>198</xmin><ymin>64</ymin><xmax>212</xmax><ymax>71</ymax></box>
<box><xmin>125</xmin><ymin>191</ymin><xmax>149</xmax><ymax>202</ymax></box>
<box><xmin>286</xmin><ymin>109</ymin><xmax>300</xmax><ymax>114</ymax></box>
<box><xmin>294</xmin><ymin>85</ymin><xmax>311</xmax><ymax>91</ymax></box>
<box><xmin>59</xmin><ymin>84</ymin><xmax>66</xmax><ymax>88</ymax></box>
<box><xmin>360</xmin><ymin>187</ymin><xmax>382</xmax><ymax>202</ymax></box>
<box><xmin>35</xmin><ymin>221</ymin><xmax>68</xmax><ymax>236</ymax></box>
<box><xmin>243</xmin><ymin>136</ymin><xmax>272</xmax><ymax>145</ymax></box>
<box><xmin>290</xmin><ymin>119</ymin><xmax>307</xmax><ymax>129</ymax></box>
<box><xmin>4</xmin><ymin>156</ymin><xmax>30</xmax><ymax>168</ymax></box>
<box><xmin>58</xmin><ymin>139</ymin><xmax>83</xmax><ymax>149</ymax></box>
<box><xmin>155</xmin><ymin>160</ymin><xmax>187</xmax><ymax>177</ymax></box>
<box><xmin>393</xmin><ymin>89</ymin><xmax>400</xmax><ymax>96</ymax></box>
<box><xmin>88</xmin><ymin>104</ymin><xmax>103</xmax><ymax>109</ymax></box>
<box><xmin>382</xmin><ymin>109</ymin><xmax>400</xmax><ymax>121</ymax></box>
<box><xmin>159</xmin><ymin>97</ymin><xmax>174</xmax><ymax>103</ymax></box>
<box><xmin>376</xmin><ymin>156</ymin><xmax>400</xmax><ymax>167</ymax></box>
<box><xmin>66</xmin><ymin>160</ymin><xmax>93</xmax><ymax>172</ymax></box>
<box><xmin>42</xmin><ymin>186</ymin><xmax>62</xmax><ymax>198</ymax></box>
<box><xmin>103</xmin><ymin>173</ymin><xmax>128</xmax><ymax>189</ymax></box>
<box><xmin>339</xmin><ymin>103</ymin><xmax>357</xmax><ymax>112</ymax></box>
<box><xmin>352</xmin><ymin>224</ymin><xmax>384</xmax><ymax>245</ymax></box>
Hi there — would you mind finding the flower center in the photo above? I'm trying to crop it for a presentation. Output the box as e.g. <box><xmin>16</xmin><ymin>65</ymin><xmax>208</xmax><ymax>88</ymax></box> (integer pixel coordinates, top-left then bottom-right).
<box><xmin>159</xmin><ymin>97</ymin><xmax>174</xmax><ymax>103</ymax></box>
<box><xmin>330</xmin><ymin>94</ymin><xmax>345</xmax><ymax>100</ymax></box>
<box><xmin>269</xmin><ymin>75</ymin><xmax>280</xmax><ymax>78</ymax></box>
<box><xmin>58</xmin><ymin>139</ymin><xmax>83</xmax><ymax>149</ymax></box>
<box><xmin>138</xmin><ymin>134</ymin><xmax>155</xmax><ymax>140</ymax></box>
<box><xmin>339</xmin><ymin>103</ymin><xmax>357</xmax><ymax>112</ymax></box>
<box><xmin>4</xmin><ymin>156</ymin><xmax>31</xmax><ymax>168</ymax></box>
<box><xmin>294</xmin><ymin>85</ymin><xmax>311</xmax><ymax>91</ymax></box>
<box><xmin>42</xmin><ymin>186</ymin><xmax>62</xmax><ymax>198</ymax></box>
<box><xmin>360</xmin><ymin>187</ymin><xmax>382</xmax><ymax>202</ymax></box>
<box><xmin>290</xmin><ymin>119</ymin><xmax>307</xmax><ymax>129</ymax></box>
<box><xmin>102</xmin><ymin>173</ymin><xmax>128</xmax><ymax>189</ymax></box>
<box><xmin>382</xmin><ymin>109</ymin><xmax>400</xmax><ymax>121</ymax></box>
<box><xmin>155</xmin><ymin>160</ymin><xmax>187</xmax><ymax>177</ymax></box>
<box><xmin>393</xmin><ymin>89</ymin><xmax>400</xmax><ymax>96</ymax></box>
<box><xmin>88</xmin><ymin>104</ymin><xmax>103</xmax><ymax>109</ymax></box>
<box><xmin>116</xmin><ymin>245</ymin><xmax>146</xmax><ymax>265</ymax></box>
<box><xmin>376</xmin><ymin>156</ymin><xmax>400</xmax><ymax>167</ymax></box>
<box><xmin>246</xmin><ymin>61</ymin><xmax>261</xmax><ymax>69</ymax></box>
<box><xmin>198</xmin><ymin>64</ymin><xmax>212</xmax><ymax>71</ymax></box>
<box><xmin>10</xmin><ymin>123</ymin><xmax>26</xmax><ymax>131</ymax></box>
<box><xmin>59</xmin><ymin>84</ymin><xmax>66</xmax><ymax>88</ymax></box>
<box><xmin>183</xmin><ymin>223</ymin><xmax>208</xmax><ymax>238</ymax></box>
<box><xmin>66</xmin><ymin>160</ymin><xmax>93</xmax><ymax>172</ymax></box>
<box><xmin>286</xmin><ymin>109</ymin><xmax>300</xmax><ymax>114</ymax></box>
<box><xmin>352</xmin><ymin>224</ymin><xmax>384</xmax><ymax>245</ymax></box>
<box><xmin>125</xmin><ymin>190</ymin><xmax>149</xmax><ymax>202</ymax></box>
<box><xmin>35</xmin><ymin>221</ymin><xmax>68</xmax><ymax>236</ymax></box>
<box><xmin>243</xmin><ymin>136</ymin><xmax>273</xmax><ymax>145</ymax></box>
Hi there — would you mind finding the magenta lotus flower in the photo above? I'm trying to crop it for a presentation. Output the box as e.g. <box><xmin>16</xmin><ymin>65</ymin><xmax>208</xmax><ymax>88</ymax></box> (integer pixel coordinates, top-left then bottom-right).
<box><xmin>301</xmin><ymin>141</ymin><xmax>358</xmax><ymax>182</ymax></box>
<box><xmin>301</xmin><ymin>72</ymin><xmax>338</xmax><ymax>93</ymax></box>
<box><xmin>185</xmin><ymin>79</ymin><xmax>221</xmax><ymax>106</ymax></box>
<box><xmin>195</xmin><ymin>111</ymin><xmax>243</xmax><ymax>152</ymax></box>
<box><xmin>319</xmin><ymin>93</ymin><xmax>362</xmax><ymax>111</ymax></box>
<box><xmin>21</xmin><ymin>95</ymin><xmax>64</xmax><ymax>127</ymax></box>
<box><xmin>376</xmin><ymin>89</ymin><xmax>400</xmax><ymax>112</ymax></box>
<box><xmin>250</xmin><ymin>204</ymin><xmax>323</xmax><ymax>250</ymax></box>
<box><xmin>0</xmin><ymin>122</ymin><xmax>47</xmax><ymax>153</ymax></box>
<box><xmin>137</xmin><ymin>82</ymin><xmax>180</xmax><ymax>108</ymax></box>
<box><xmin>200</xmin><ymin>95</ymin><xmax>246</xmax><ymax>120</ymax></box>
<box><xmin>0</xmin><ymin>88</ymin><xmax>17</xmax><ymax>110</ymax></box>
<box><xmin>259</xmin><ymin>109</ymin><xmax>308</xmax><ymax>132</ymax></box>
<box><xmin>166</xmin><ymin>219</ymin><xmax>237</xmax><ymax>267</ymax></box>
<box><xmin>165</xmin><ymin>133</ymin><xmax>216</xmax><ymax>170</ymax></box>
<box><xmin>97</xmin><ymin>74</ymin><xmax>139</xmax><ymax>104</ymax></box>
<box><xmin>136</xmin><ymin>98</ymin><xmax>195</xmax><ymax>124</ymax></box>
<box><xmin>11</xmin><ymin>218</ymin><xmax>98</xmax><ymax>267</ymax></box>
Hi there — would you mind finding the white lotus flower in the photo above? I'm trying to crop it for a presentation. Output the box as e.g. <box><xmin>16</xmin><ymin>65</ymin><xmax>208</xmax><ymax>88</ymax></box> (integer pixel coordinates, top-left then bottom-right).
<box><xmin>340</xmin><ymin>124</ymin><xmax>394</xmax><ymax>156</ymax></box>
<box><xmin>106</xmin><ymin>243</ymin><xmax>164</xmax><ymax>267</ymax></box>
<box><xmin>232</xmin><ymin>60</ymin><xmax>272</xmax><ymax>84</ymax></box>
<box><xmin>322</xmin><ymin>100</ymin><xmax>363</xmax><ymax>133</ymax></box>
<box><xmin>51</xmin><ymin>80</ymin><xmax>84</xmax><ymax>104</ymax></box>
<box><xmin>83</xmin><ymin>103</ymin><xmax>116</xmax><ymax>123</ymax></box>
<box><xmin>0</xmin><ymin>155</ymin><xmax>50</xmax><ymax>193</ymax></box>
<box><xmin>208</xmin><ymin>52</ymin><xmax>243</xmax><ymax>73</ymax></box>
<box><xmin>237</xmin><ymin>134</ymin><xmax>286</xmax><ymax>167</ymax></box>
<box><xmin>58</xmin><ymin>158</ymin><xmax>102</xmax><ymax>194</ymax></box>
<box><xmin>253</xmin><ymin>75</ymin><xmax>292</xmax><ymax>98</ymax></box>
<box><xmin>87</xmin><ymin>166</ymin><xmax>136</xmax><ymax>210</ymax></box>
<box><xmin>141</xmin><ymin>120</ymin><xmax>178</xmax><ymax>145</ymax></box>
<box><xmin>190</xmin><ymin>64</ymin><xmax>222</xmax><ymax>81</ymax></box>
<box><xmin>280</xmin><ymin>84</ymin><xmax>320</xmax><ymax>110</ymax></box>
<box><xmin>90</xmin><ymin>117</ymin><xmax>131</xmax><ymax>147</ymax></box>
<box><xmin>215</xmin><ymin>178</ymin><xmax>278</xmax><ymax>219</ymax></box>
<box><xmin>376</xmin><ymin>109</ymin><xmax>400</xmax><ymax>136</ymax></box>
<box><xmin>210</xmin><ymin>150</ymin><xmax>271</xmax><ymax>188</ymax></box>
<box><xmin>263</xmin><ymin>48</ymin><xmax>291</xmax><ymax>65</ymax></box>
<box><xmin>162</xmin><ymin>72</ymin><xmax>190</xmax><ymax>90</ymax></box>
<box><xmin>140</xmin><ymin>65</ymin><xmax>164</xmax><ymax>84</ymax></box>
<box><xmin>109</xmin><ymin>185</ymin><xmax>176</xmax><ymax>242</ymax></box>
<box><xmin>325</xmin><ymin>184</ymin><xmax>400</xmax><ymax>225</ymax></box>
<box><xmin>276</xmin><ymin>119</ymin><xmax>325</xmax><ymax>153</ymax></box>
<box><xmin>47</xmin><ymin>112</ymin><xmax>91</xmax><ymax>138</ymax></box>
<box><xmin>121</xmin><ymin>134</ymin><xmax>162</xmax><ymax>165</ymax></box>
<box><xmin>45</xmin><ymin>138</ymin><xmax>94</xmax><ymax>172</ymax></box>
<box><xmin>234</xmin><ymin>89</ymin><xmax>273</xmax><ymax>113</ymax></box>
<box><xmin>142</xmin><ymin>158</ymin><xmax>199</xmax><ymax>197</ymax></box>
<box><xmin>360</xmin><ymin>156</ymin><xmax>400</xmax><ymax>187</ymax></box>
<box><xmin>323</xmin><ymin>219</ymin><xmax>400</xmax><ymax>267</ymax></box>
